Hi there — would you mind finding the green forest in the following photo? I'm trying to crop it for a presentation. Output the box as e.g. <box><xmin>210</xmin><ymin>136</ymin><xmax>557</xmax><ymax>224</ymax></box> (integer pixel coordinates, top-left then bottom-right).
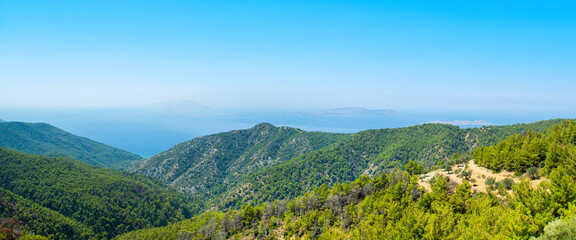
<box><xmin>166</xmin><ymin>119</ymin><xmax>563</xmax><ymax>211</ymax></box>
<box><xmin>0</xmin><ymin>148</ymin><xmax>195</xmax><ymax>239</ymax></box>
<box><xmin>129</xmin><ymin>123</ymin><xmax>348</xmax><ymax>213</ymax></box>
<box><xmin>2</xmin><ymin>119</ymin><xmax>576</xmax><ymax>239</ymax></box>
<box><xmin>117</xmin><ymin>120</ymin><xmax>576</xmax><ymax>239</ymax></box>
<box><xmin>0</xmin><ymin>122</ymin><xmax>141</xmax><ymax>169</ymax></box>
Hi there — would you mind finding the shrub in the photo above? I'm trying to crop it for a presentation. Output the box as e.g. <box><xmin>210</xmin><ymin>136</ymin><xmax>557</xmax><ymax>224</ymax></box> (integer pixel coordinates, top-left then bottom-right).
<box><xmin>485</xmin><ymin>177</ymin><xmax>496</xmax><ymax>187</ymax></box>
<box><xmin>536</xmin><ymin>216</ymin><xmax>576</xmax><ymax>240</ymax></box>
<box><xmin>501</xmin><ymin>178</ymin><xmax>514</xmax><ymax>190</ymax></box>
<box><xmin>459</xmin><ymin>169</ymin><xmax>472</xmax><ymax>180</ymax></box>
<box><xmin>527</xmin><ymin>166</ymin><xmax>539</xmax><ymax>180</ymax></box>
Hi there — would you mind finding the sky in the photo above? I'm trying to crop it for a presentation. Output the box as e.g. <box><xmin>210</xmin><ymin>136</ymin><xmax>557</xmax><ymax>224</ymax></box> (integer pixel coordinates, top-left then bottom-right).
<box><xmin>1</xmin><ymin>0</ymin><xmax>575</xmax><ymax>113</ymax></box>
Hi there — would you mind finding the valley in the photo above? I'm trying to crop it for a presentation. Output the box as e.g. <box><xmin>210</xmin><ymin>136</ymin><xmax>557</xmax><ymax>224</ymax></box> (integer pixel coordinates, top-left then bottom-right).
<box><xmin>3</xmin><ymin>1</ymin><xmax>573</xmax><ymax>239</ymax></box>
<box><xmin>116</xmin><ymin>119</ymin><xmax>576</xmax><ymax>239</ymax></box>
<box><xmin>0</xmin><ymin>118</ymin><xmax>575</xmax><ymax>239</ymax></box>
<box><xmin>128</xmin><ymin>119</ymin><xmax>563</xmax><ymax>212</ymax></box>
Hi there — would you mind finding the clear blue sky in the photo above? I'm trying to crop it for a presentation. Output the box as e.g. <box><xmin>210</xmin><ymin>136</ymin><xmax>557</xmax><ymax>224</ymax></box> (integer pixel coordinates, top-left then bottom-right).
<box><xmin>1</xmin><ymin>0</ymin><xmax>575</xmax><ymax>113</ymax></box>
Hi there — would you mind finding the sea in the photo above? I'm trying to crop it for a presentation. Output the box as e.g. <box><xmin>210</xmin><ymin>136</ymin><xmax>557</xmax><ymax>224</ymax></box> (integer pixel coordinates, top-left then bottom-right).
<box><xmin>1</xmin><ymin>108</ymin><xmax>573</xmax><ymax>157</ymax></box>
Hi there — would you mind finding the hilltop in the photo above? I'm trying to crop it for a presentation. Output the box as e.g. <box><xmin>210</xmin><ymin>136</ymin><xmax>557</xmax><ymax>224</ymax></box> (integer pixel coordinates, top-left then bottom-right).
<box><xmin>117</xmin><ymin>120</ymin><xmax>576</xmax><ymax>240</ymax></box>
<box><xmin>129</xmin><ymin>123</ymin><xmax>347</xmax><ymax>211</ymax></box>
<box><xmin>1</xmin><ymin>118</ymin><xmax>573</xmax><ymax>239</ymax></box>
<box><xmin>130</xmin><ymin>119</ymin><xmax>566</xmax><ymax>213</ymax></box>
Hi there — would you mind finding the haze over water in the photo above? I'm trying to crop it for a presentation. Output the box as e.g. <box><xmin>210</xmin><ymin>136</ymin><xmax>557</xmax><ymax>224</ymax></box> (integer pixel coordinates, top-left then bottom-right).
<box><xmin>1</xmin><ymin>1</ymin><xmax>575</xmax><ymax>156</ymax></box>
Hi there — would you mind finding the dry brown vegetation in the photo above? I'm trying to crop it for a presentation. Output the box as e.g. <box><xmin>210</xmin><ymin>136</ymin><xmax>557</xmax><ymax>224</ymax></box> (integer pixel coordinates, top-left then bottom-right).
<box><xmin>419</xmin><ymin>160</ymin><xmax>548</xmax><ymax>193</ymax></box>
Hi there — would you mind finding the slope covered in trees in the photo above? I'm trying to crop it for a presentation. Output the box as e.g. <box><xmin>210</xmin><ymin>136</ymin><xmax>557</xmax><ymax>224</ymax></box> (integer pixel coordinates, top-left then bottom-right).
<box><xmin>130</xmin><ymin>120</ymin><xmax>566</xmax><ymax>213</ymax></box>
<box><xmin>219</xmin><ymin>119</ymin><xmax>565</xmax><ymax>208</ymax></box>
<box><xmin>0</xmin><ymin>148</ymin><xmax>195</xmax><ymax>239</ymax></box>
<box><xmin>0</xmin><ymin>187</ymin><xmax>91</xmax><ymax>239</ymax></box>
<box><xmin>0</xmin><ymin>122</ymin><xmax>142</xmax><ymax>169</ymax></box>
<box><xmin>474</xmin><ymin>120</ymin><xmax>576</xmax><ymax>173</ymax></box>
<box><xmin>128</xmin><ymin>123</ymin><xmax>347</xmax><ymax>210</ymax></box>
<box><xmin>116</xmin><ymin>120</ymin><xmax>576</xmax><ymax>240</ymax></box>
<box><xmin>222</xmin><ymin>123</ymin><xmax>469</xmax><ymax>207</ymax></box>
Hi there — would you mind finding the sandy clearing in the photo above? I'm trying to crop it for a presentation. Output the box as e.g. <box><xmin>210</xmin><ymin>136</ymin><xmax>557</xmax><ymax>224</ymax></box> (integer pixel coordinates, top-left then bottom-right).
<box><xmin>419</xmin><ymin>160</ymin><xmax>548</xmax><ymax>194</ymax></box>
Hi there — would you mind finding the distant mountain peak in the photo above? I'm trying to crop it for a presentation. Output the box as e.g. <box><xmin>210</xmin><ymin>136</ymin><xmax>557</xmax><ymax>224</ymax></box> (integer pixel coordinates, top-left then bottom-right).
<box><xmin>252</xmin><ymin>122</ymin><xmax>276</xmax><ymax>129</ymax></box>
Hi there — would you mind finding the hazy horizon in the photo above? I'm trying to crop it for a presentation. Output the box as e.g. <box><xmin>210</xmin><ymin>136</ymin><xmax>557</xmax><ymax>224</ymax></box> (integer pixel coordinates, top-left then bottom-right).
<box><xmin>1</xmin><ymin>1</ymin><xmax>575</xmax><ymax>112</ymax></box>
<box><xmin>1</xmin><ymin>104</ymin><xmax>573</xmax><ymax>157</ymax></box>
<box><xmin>1</xmin><ymin>1</ymin><xmax>575</xmax><ymax>156</ymax></box>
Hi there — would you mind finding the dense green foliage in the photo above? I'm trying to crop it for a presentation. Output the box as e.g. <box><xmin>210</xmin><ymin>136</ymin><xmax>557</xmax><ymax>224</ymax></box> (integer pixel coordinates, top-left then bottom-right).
<box><xmin>535</xmin><ymin>215</ymin><xmax>576</xmax><ymax>240</ymax></box>
<box><xmin>116</xmin><ymin>171</ymin><xmax>576</xmax><ymax>239</ymax></box>
<box><xmin>474</xmin><ymin>120</ymin><xmax>576</xmax><ymax>173</ymax></box>
<box><xmin>0</xmin><ymin>187</ymin><xmax>91</xmax><ymax>239</ymax></box>
<box><xmin>466</xmin><ymin>119</ymin><xmax>565</xmax><ymax>147</ymax></box>
<box><xmin>1</xmin><ymin>119</ymin><xmax>567</xmax><ymax>239</ymax></box>
<box><xmin>129</xmin><ymin>120</ymin><xmax>565</xmax><ymax>214</ymax></box>
<box><xmin>0</xmin><ymin>148</ymin><xmax>195</xmax><ymax>239</ymax></box>
<box><xmin>0</xmin><ymin>122</ymin><xmax>142</xmax><ymax>169</ymax></box>
<box><xmin>129</xmin><ymin>123</ymin><xmax>347</xmax><ymax>211</ymax></box>
<box><xmin>222</xmin><ymin>120</ymin><xmax>564</xmax><ymax>208</ymax></box>
<box><xmin>116</xmin><ymin>121</ymin><xmax>576</xmax><ymax>240</ymax></box>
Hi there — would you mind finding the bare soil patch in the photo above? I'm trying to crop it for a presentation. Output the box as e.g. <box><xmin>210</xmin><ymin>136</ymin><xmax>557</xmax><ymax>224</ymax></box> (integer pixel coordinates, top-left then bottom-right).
<box><xmin>419</xmin><ymin>160</ymin><xmax>547</xmax><ymax>193</ymax></box>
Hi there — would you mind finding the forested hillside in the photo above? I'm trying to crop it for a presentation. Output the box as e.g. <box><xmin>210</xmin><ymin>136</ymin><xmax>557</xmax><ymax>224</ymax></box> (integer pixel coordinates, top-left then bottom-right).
<box><xmin>0</xmin><ymin>119</ymin><xmax>571</xmax><ymax>239</ymax></box>
<box><xmin>475</xmin><ymin>120</ymin><xmax>576</xmax><ymax>174</ymax></box>
<box><xmin>128</xmin><ymin>123</ymin><xmax>347</xmax><ymax>210</ymax></box>
<box><xmin>213</xmin><ymin>119</ymin><xmax>565</xmax><ymax>209</ymax></box>
<box><xmin>0</xmin><ymin>148</ymin><xmax>195</xmax><ymax>239</ymax></box>
<box><xmin>222</xmin><ymin>123</ymin><xmax>470</xmax><ymax>208</ymax></box>
<box><xmin>117</xmin><ymin>120</ymin><xmax>576</xmax><ymax>240</ymax></box>
<box><xmin>466</xmin><ymin>119</ymin><xmax>565</xmax><ymax>149</ymax></box>
<box><xmin>0</xmin><ymin>122</ymin><xmax>142</xmax><ymax>169</ymax></box>
<box><xmin>0</xmin><ymin>187</ymin><xmax>92</xmax><ymax>239</ymax></box>
<box><xmin>130</xmin><ymin>119</ymin><xmax>565</xmax><ymax>213</ymax></box>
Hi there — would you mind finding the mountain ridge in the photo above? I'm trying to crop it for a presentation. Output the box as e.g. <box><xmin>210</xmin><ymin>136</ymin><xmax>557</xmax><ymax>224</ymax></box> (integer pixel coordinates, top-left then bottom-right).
<box><xmin>116</xmin><ymin>119</ymin><xmax>576</xmax><ymax>240</ymax></box>
<box><xmin>128</xmin><ymin>122</ymin><xmax>348</xmax><ymax>210</ymax></box>
<box><xmin>132</xmin><ymin>119</ymin><xmax>567</xmax><ymax>211</ymax></box>
<box><xmin>0</xmin><ymin>118</ymin><xmax>571</xmax><ymax>239</ymax></box>
<box><xmin>0</xmin><ymin>121</ymin><xmax>142</xmax><ymax>169</ymax></box>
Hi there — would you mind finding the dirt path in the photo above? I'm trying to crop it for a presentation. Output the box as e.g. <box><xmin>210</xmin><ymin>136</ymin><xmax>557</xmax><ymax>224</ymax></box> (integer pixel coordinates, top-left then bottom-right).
<box><xmin>419</xmin><ymin>160</ymin><xmax>547</xmax><ymax>193</ymax></box>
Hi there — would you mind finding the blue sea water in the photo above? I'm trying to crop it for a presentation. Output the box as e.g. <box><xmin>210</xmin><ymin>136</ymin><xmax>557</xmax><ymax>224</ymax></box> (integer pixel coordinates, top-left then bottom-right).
<box><xmin>1</xmin><ymin>108</ymin><xmax>573</xmax><ymax>157</ymax></box>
